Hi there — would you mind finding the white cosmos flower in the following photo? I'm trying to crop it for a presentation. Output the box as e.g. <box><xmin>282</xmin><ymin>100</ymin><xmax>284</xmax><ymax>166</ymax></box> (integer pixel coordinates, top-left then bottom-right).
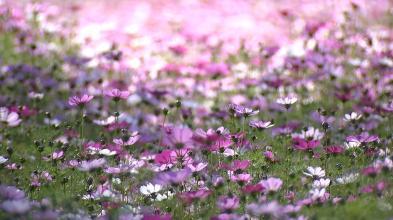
<box><xmin>303</xmin><ymin>166</ymin><xmax>325</xmax><ymax>179</ymax></box>
<box><xmin>155</xmin><ymin>191</ymin><xmax>174</xmax><ymax>201</ymax></box>
<box><xmin>0</xmin><ymin>107</ymin><xmax>22</xmax><ymax>127</ymax></box>
<box><xmin>309</xmin><ymin>188</ymin><xmax>326</xmax><ymax>200</ymax></box>
<box><xmin>276</xmin><ymin>96</ymin><xmax>298</xmax><ymax>106</ymax></box>
<box><xmin>93</xmin><ymin>116</ymin><xmax>116</xmax><ymax>126</ymax></box>
<box><xmin>99</xmin><ymin>149</ymin><xmax>117</xmax><ymax>156</ymax></box>
<box><xmin>312</xmin><ymin>178</ymin><xmax>330</xmax><ymax>189</ymax></box>
<box><xmin>344</xmin><ymin>112</ymin><xmax>362</xmax><ymax>122</ymax></box>
<box><xmin>336</xmin><ymin>172</ymin><xmax>359</xmax><ymax>185</ymax></box>
<box><xmin>222</xmin><ymin>148</ymin><xmax>237</xmax><ymax>157</ymax></box>
<box><xmin>140</xmin><ymin>183</ymin><xmax>162</xmax><ymax>195</ymax></box>
<box><xmin>0</xmin><ymin>156</ymin><xmax>8</xmax><ymax>164</ymax></box>
<box><xmin>28</xmin><ymin>92</ymin><xmax>44</xmax><ymax>100</ymax></box>
<box><xmin>293</xmin><ymin>127</ymin><xmax>324</xmax><ymax>140</ymax></box>
<box><xmin>344</xmin><ymin>140</ymin><xmax>361</xmax><ymax>149</ymax></box>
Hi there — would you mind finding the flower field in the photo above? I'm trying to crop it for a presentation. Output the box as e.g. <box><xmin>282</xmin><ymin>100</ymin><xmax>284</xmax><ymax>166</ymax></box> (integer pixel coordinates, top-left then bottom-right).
<box><xmin>0</xmin><ymin>1</ymin><xmax>392</xmax><ymax>219</ymax></box>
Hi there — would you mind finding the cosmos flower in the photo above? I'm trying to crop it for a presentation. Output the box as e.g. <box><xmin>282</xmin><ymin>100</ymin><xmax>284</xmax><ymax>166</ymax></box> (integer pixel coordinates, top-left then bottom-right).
<box><xmin>336</xmin><ymin>172</ymin><xmax>359</xmax><ymax>185</ymax></box>
<box><xmin>68</xmin><ymin>94</ymin><xmax>94</xmax><ymax>107</ymax></box>
<box><xmin>230</xmin><ymin>173</ymin><xmax>252</xmax><ymax>184</ymax></box>
<box><xmin>0</xmin><ymin>185</ymin><xmax>25</xmax><ymax>200</ymax></box>
<box><xmin>246</xmin><ymin>201</ymin><xmax>283</xmax><ymax>218</ymax></box>
<box><xmin>259</xmin><ymin>177</ymin><xmax>283</xmax><ymax>192</ymax></box>
<box><xmin>344</xmin><ymin>140</ymin><xmax>361</xmax><ymax>149</ymax></box>
<box><xmin>382</xmin><ymin>101</ymin><xmax>393</xmax><ymax>112</ymax></box>
<box><xmin>276</xmin><ymin>95</ymin><xmax>298</xmax><ymax>108</ymax></box>
<box><xmin>312</xmin><ymin>178</ymin><xmax>330</xmax><ymax>189</ymax></box>
<box><xmin>0</xmin><ymin>156</ymin><xmax>8</xmax><ymax>165</ymax></box>
<box><xmin>346</xmin><ymin>133</ymin><xmax>379</xmax><ymax>144</ymax></box>
<box><xmin>104</xmin><ymin>88</ymin><xmax>130</xmax><ymax>100</ymax></box>
<box><xmin>228</xmin><ymin>104</ymin><xmax>259</xmax><ymax>117</ymax></box>
<box><xmin>217</xmin><ymin>195</ymin><xmax>240</xmax><ymax>211</ymax></box>
<box><xmin>155</xmin><ymin>168</ymin><xmax>192</xmax><ymax>186</ymax></box>
<box><xmin>292</xmin><ymin>127</ymin><xmax>324</xmax><ymax>140</ymax></box>
<box><xmin>113</xmin><ymin>132</ymin><xmax>140</xmax><ymax>146</ymax></box>
<box><xmin>98</xmin><ymin>149</ymin><xmax>117</xmax><ymax>156</ymax></box>
<box><xmin>0</xmin><ymin>107</ymin><xmax>22</xmax><ymax>127</ymax></box>
<box><xmin>140</xmin><ymin>183</ymin><xmax>162</xmax><ymax>196</ymax></box>
<box><xmin>303</xmin><ymin>167</ymin><xmax>325</xmax><ymax>179</ymax></box>
<box><xmin>309</xmin><ymin>188</ymin><xmax>328</xmax><ymax>201</ymax></box>
<box><xmin>28</xmin><ymin>92</ymin><xmax>44</xmax><ymax>99</ymax></box>
<box><xmin>292</xmin><ymin>137</ymin><xmax>320</xmax><ymax>151</ymax></box>
<box><xmin>78</xmin><ymin>158</ymin><xmax>106</xmax><ymax>171</ymax></box>
<box><xmin>93</xmin><ymin>116</ymin><xmax>116</xmax><ymax>126</ymax></box>
<box><xmin>325</xmin><ymin>145</ymin><xmax>344</xmax><ymax>155</ymax></box>
<box><xmin>51</xmin><ymin>150</ymin><xmax>64</xmax><ymax>160</ymax></box>
<box><xmin>178</xmin><ymin>189</ymin><xmax>212</xmax><ymax>204</ymax></box>
<box><xmin>162</xmin><ymin>126</ymin><xmax>194</xmax><ymax>149</ymax></box>
<box><xmin>344</xmin><ymin>112</ymin><xmax>362</xmax><ymax>122</ymax></box>
<box><xmin>249</xmin><ymin>120</ymin><xmax>274</xmax><ymax>130</ymax></box>
<box><xmin>1</xmin><ymin>199</ymin><xmax>31</xmax><ymax>214</ymax></box>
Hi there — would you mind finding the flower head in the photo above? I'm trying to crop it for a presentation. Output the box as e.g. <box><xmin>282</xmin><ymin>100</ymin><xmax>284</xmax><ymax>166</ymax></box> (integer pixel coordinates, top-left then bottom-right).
<box><xmin>249</xmin><ymin>120</ymin><xmax>274</xmax><ymax>130</ymax></box>
<box><xmin>104</xmin><ymin>88</ymin><xmax>130</xmax><ymax>101</ymax></box>
<box><xmin>344</xmin><ymin>112</ymin><xmax>362</xmax><ymax>122</ymax></box>
<box><xmin>0</xmin><ymin>107</ymin><xmax>22</xmax><ymax>127</ymax></box>
<box><xmin>303</xmin><ymin>166</ymin><xmax>325</xmax><ymax>179</ymax></box>
<box><xmin>276</xmin><ymin>95</ymin><xmax>297</xmax><ymax>109</ymax></box>
<box><xmin>68</xmin><ymin>94</ymin><xmax>94</xmax><ymax>107</ymax></box>
<box><xmin>140</xmin><ymin>183</ymin><xmax>162</xmax><ymax>195</ymax></box>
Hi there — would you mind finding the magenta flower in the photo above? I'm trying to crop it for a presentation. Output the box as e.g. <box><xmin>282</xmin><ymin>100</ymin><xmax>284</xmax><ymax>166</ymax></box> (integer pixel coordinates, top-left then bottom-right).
<box><xmin>264</xmin><ymin>151</ymin><xmax>278</xmax><ymax>162</ymax></box>
<box><xmin>217</xmin><ymin>195</ymin><xmax>240</xmax><ymax>212</ymax></box>
<box><xmin>241</xmin><ymin>184</ymin><xmax>265</xmax><ymax>194</ymax></box>
<box><xmin>104</xmin><ymin>88</ymin><xmax>130</xmax><ymax>101</ymax></box>
<box><xmin>361</xmin><ymin>166</ymin><xmax>381</xmax><ymax>177</ymax></box>
<box><xmin>259</xmin><ymin>177</ymin><xmax>283</xmax><ymax>192</ymax></box>
<box><xmin>179</xmin><ymin>189</ymin><xmax>212</xmax><ymax>204</ymax></box>
<box><xmin>68</xmin><ymin>94</ymin><xmax>94</xmax><ymax>107</ymax></box>
<box><xmin>292</xmin><ymin>137</ymin><xmax>320</xmax><ymax>151</ymax></box>
<box><xmin>222</xmin><ymin>160</ymin><xmax>250</xmax><ymax>171</ymax></box>
<box><xmin>325</xmin><ymin>145</ymin><xmax>344</xmax><ymax>155</ymax></box>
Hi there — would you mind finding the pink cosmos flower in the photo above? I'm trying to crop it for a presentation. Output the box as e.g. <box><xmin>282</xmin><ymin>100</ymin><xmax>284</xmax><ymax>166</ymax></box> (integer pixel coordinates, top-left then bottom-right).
<box><xmin>51</xmin><ymin>150</ymin><xmax>64</xmax><ymax>160</ymax></box>
<box><xmin>230</xmin><ymin>173</ymin><xmax>252</xmax><ymax>184</ymax></box>
<box><xmin>241</xmin><ymin>184</ymin><xmax>265</xmax><ymax>194</ymax></box>
<box><xmin>217</xmin><ymin>195</ymin><xmax>240</xmax><ymax>211</ymax></box>
<box><xmin>113</xmin><ymin>132</ymin><xmax>140</xmax><ymax>146</ymax></box>
<box><xmin>259</xmin><ymin>177</ymin><xmax>283</xmax><ymax>192</ymax></box>
<box><xmin>178</xmin><ymin>189</ymin><xmax>212</xmax><ymax>204</ymax></box>
<box><xmin>325</xmin><ymin>145</ymin><xmax>344</xmax><ymax>155</ymax></box>
<box><xmin>104</xmin><ymin>88</ymin><xmax>130</xmax><ymax>100</ymax></box>
<box><xmin>68</xmin><ymin>94</ymin><xmax>94</xmax><ymax>107</ymax></box>
<box><xmin>162</xmin><ymin>126</ymin><xmax>194</xmax><ymax>149</ymax></box>
<box><xmin>264</xmin><ymin>151</ymin><xmax>278</xmax><ymax>162</ymax></box>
